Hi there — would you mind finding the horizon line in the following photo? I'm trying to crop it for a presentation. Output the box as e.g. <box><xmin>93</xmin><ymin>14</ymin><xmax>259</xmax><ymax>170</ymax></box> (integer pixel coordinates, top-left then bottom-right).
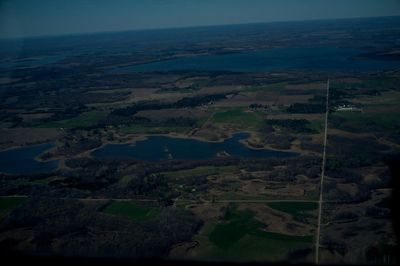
<box><xmin>1</xmin><ymin>14</ymin><xmax>399</xmax><ymax>41</ymax></box>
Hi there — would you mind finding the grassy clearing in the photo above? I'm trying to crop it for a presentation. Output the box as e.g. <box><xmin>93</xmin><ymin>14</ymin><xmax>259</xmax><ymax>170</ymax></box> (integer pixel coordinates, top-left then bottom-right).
<box><xmin>102</xmin><ymin>201</ymin><xmax>161</xmax><ymax>221</ymax></box>
<box><xmin>211</xmin><ymin>108</ymin><xmax>264</xmax><ymax>128</ymax></box>
<box><xmin>266</xmin><ymin>201</ymin><xmax>317</xmax><ymax>222</ymax></box>
<box><xmin>38</xmin><ymin>111</ymin><xmax>109</xmax><ymax>129</ymax></box>
<box><xmin>0</xmin><ymin>196</ymin><xmax>27</xmax><ymax>221</ymax></box>
<box><xmin>197</xmin><ymin>205</ymin><xmax>313</xmax><ymax>261</ymax></box>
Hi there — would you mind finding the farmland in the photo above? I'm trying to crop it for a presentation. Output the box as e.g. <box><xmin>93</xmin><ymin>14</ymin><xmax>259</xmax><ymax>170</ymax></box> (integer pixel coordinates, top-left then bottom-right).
<box><xmin>0</xmin><ymin>16</ymin><xmax>399</xmax><ymax>263</ymax></box>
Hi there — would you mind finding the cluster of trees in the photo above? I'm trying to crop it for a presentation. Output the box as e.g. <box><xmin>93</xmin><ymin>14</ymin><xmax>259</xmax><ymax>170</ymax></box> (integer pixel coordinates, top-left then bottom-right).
<box><xmin>323</xmin><ymin>179</ymin><xmax>371</xmax><ymax>203</ymax></box>
<box><xmin>286</xmin><ymin>103</ymin><xmax>325</xmax><ymax>114</ymax></box>
<box><xmin>299</xmin><ymin>137</ymin><xmax>323</xmax><ymax>153</ymax></box>
<box><xmin>239</xmin><ymin>156</ymin><xmax>321</xmax><ymax>181</ymax></box>
<box><xmin>99</xmin><ymin>114</ymin><xmax>198</xmax><ymax>129</ymax></box>
<box><xmin>0</xmin><ymin>114</ymin><xmax>22</xmax><ymax>128</ymax></box>
<box><xmin>52</xmin><ymin>156</ymin><xmax>240</xmax><ymax>200</ymax></box>
<box><xmin>326</xmin><ymin>135</ymin><xmax>388</xmax><ymax>168</ymax></box>
<box><xmin>265</xmin><ymin>119</ymin><xmax>318</xmax><ymax>134</ymax></box>
<box><xmin>326</xmin><ymin>168</ymin><xmax>363</xmax><ymax>183</ymax></box>
<box><xmin>288</xmin><ymin>248</ymin><xmax>313</xmax><ymax>261</ymax></box>
<box><xmin>321</xmin><ymin>236</ymin><xmax>348</xmax><ymax>257</ymax></box>
<box><xmin>58</xmin><ymin>138</ymin><xmax>102</xmax><ymax>156</ymax></box>
<box><xmin>365</xmin><ymin>206</ymin><xmax>391</xmax><ymax>218</ymax></box>
<box><xmin>263</xmin><ymin>133</ymin><xmax>294</xmax><ymax>150</ymax></box>
<box><xmin>111</xmin><ymin>93</ymin><xmax>228</xmax><ymax>117</ymax></box>
<box><xmin>126</xmin><ymin>174</ymin><xmax>173</xmax><ymax>198</ymax></box>
<box><xmin>287</xmin><ymin>94</ymin><xmax>326</xmax><ymax>114</ymax></box>
<box><xmin>174</xmin><ymin>93</ymin><xmax>227</xmax><ymax>108</ymax></box>
<box><xmin>365</xmin><ymin>242</ymin><xmax>397</xmax><ymax>264</ymax></box>
<box><xmin>248</xmin><ymin>103</ymin><xmax>269</xmax><ymax>110</ymax></box>
<box><xmin>110</xmin><ymin>101</ymin><xmax>169</xmax><ymax>117</ymax></box>
<box><xmin>0</xmin><ymin>197</ymin><xmax>202</xmax><ymax>258</ymax></box>
<box><xmin>57</xmin><ymin>158</ymin><xmax>142</xmax><ymax>192</ymax></box>
<box><xmin>333</xmin><ymin>210</ymin><xmax>358</xmax><ymax>221</ymax></box>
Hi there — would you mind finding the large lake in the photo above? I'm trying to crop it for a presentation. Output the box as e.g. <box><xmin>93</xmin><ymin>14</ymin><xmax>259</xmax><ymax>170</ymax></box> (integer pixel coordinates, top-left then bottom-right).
<box><xmin>91</xmin><ymin>132</ymin><xmax>297</xmax><ymax>161</ymax></box>
<box><xmin>0</xmin><ymin>143</ymin><xmax>59</xmax><ymax>175</ymax></box>
<box><xmin>111</xmin><ymin>47</ymin><xmax>400</xmax><ymax>73</ymax></box>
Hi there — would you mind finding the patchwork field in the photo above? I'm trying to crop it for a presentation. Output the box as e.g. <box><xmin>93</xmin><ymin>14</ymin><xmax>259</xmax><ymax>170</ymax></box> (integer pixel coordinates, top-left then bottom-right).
<box><xmin>0</xmin><ymin>19</ymin><xmax>399</xmax><ymax>263</ymax></box>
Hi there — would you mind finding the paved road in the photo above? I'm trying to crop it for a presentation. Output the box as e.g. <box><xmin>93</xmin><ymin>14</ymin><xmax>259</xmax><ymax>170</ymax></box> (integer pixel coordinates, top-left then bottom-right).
<box><xmin>315</xmin><ymin>79</ymin><xmax>330</xmax><ymax>264</ymax></box>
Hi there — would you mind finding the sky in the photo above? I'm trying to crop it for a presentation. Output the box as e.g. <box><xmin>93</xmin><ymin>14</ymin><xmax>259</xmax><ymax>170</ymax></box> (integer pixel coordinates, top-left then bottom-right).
<box><xmin>1</xmin><ymin>0</ymin><xmax>400</xmax><ymax>39</ymax></box>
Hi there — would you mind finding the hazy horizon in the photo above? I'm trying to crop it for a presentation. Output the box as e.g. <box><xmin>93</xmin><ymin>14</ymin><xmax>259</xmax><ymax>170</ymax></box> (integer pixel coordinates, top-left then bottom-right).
<box><xmin>1</xmin><ymin>0</ymin><xmax>400</xmax><ymax>39</ymax></box>
<box><xmin>1</xmin><ymin>15</ymin><xmax>400</xmax><ymax>41</ymax></box>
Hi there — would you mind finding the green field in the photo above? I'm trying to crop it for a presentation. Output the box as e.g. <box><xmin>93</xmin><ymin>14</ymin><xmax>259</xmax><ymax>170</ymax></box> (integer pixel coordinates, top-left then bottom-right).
<box><xmin>266</xmin><ymin>201</ymin><xmax>318</xmax><ymax>222</ymax></box>
<box><xmin>195</xmin><ymin>205</ymin><xmax>313</xmax><ymax>261</ymax></box>
<box><xmin>211</xmin><ymin>108</ymin><xmax>264</xmax><ymax>128</ymax></box>
<box><xmin>209</xmin><ymin>208</ymin><xmax>264</xmax><ymax>249</ymax></box>
<box><xmin>38</xmin><ymin>111</ymin><xmax>109</xmax><ymax>128</ymax></box>
<box><xmin>0</xmin><ymin>196</ymin><xmax>27</xmax><ymax>221</ymax></box>
<box><xmin>102</xmin><ymin>201</ymin><xmax>161</xmax><ymax>221</ymax></box>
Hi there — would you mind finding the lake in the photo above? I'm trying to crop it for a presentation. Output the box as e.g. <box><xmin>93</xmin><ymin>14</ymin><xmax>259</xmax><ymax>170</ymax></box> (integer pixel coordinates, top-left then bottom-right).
<box><xmin>110</xmin><ymin>47</ymin><xmax>400</xmax><ymax>73</ymax></box>
<box><xmin>0</xmin><ymin>143</ymin><xmax>59</xmax><ymax>175</ymax></box>
<box><xmin>91</xmin><ymin>132</ymin><xmax>297</xmax><ymax>161</ymax></box>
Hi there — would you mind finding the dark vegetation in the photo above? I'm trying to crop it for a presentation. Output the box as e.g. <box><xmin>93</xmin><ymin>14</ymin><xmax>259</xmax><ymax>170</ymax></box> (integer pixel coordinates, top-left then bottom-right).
<box><xmin>240</xmin><ymin>156</ymin><xmax>321</xmax><ymax>181</ymax></box>
<box><xmin>265</xmin><ymin>119</ymin><xmax>318</xmax><ymax>134</ymax></box>
<box><xmin>111</xmin><ymin>93</ymin><xmax>228</xmax><ymax>117</ymax></box>
<box><xmin>0</xmin><ymin>16</ymin><xmax>399</xmax><ymax>263</ymax></box>
<box><xmin>287</xmin><ymin>103</ymin><xmax>325</xmax><ymax>114</ymax></box>
<box><xmin>263</xmin><ymin>134</ymin><xmax>294</xmax><ymax>150</ymax></box>
<box><xmin>326</xmin><ymin>135</ymin><xmax>389</xmax><ymax>169</ymax></box>
<box><xmin>323</xmin><ymin>179</ymin><xmax>371</xmax><ymax>203</ymax></box>
<box><xmin>286</xmin><ymin>95</ymin><xmax>326</xmax><ymax>114</ymax></box>
<box><xmin>0</xmin><ymin>198</ymin><xmax>202</xmax><ymax>258</ymax></box>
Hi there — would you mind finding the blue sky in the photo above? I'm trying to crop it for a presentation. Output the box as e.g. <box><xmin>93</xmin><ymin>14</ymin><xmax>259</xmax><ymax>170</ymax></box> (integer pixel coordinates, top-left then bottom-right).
<box><xmin>1</xmin><ymin>0</ymin><xmax>400</xmax><ymax>38</ymax></box>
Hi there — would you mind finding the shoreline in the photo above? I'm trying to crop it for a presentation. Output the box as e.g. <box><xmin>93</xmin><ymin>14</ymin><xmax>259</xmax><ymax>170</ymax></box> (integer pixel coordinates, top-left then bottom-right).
<box><xmin>0</xmin><ymin>129</ymin><xmax>312</xmax><ymax>175</ymax></box>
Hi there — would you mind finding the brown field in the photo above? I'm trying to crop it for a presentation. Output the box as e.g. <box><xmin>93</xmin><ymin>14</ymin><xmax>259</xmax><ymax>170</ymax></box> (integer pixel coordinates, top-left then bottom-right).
<box><xmin>0</xmin><ymin>128</ymin><xmax>61</xmax><ymax>150</ymax></box>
